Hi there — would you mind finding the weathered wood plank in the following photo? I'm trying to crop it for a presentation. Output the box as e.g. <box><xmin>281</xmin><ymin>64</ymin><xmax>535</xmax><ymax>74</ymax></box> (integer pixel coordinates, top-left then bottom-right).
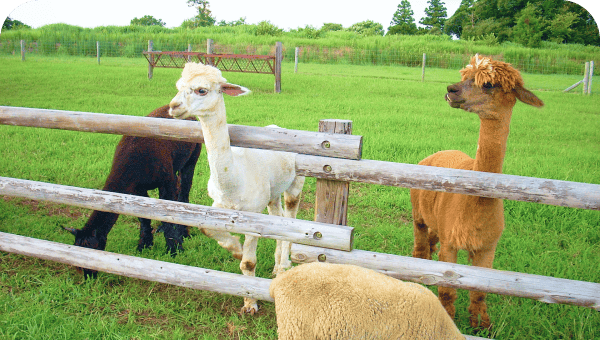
<box><xmin>314</xmin><ymin>120</ymin><xmax>351</xmax><ymax>225</ymax></box>
<box><xmin>291</xmin><ymin>244</ymin><xmax>600</xmax><ymax>310</ymax></box>
<box><xmin>0</xmin><ymin>232</ymin><xmax>274</xmax><ymax>302</ymax></box>
<box><xmin>0</xmin><ymin>106</ymin><xmax>363</xmax><ymax>160</ymax></box>
<box><xmin>295</xmin><ymin>155</ymin><xmax>600</xmax><ymax>210</ymax></box>
<box><xmin>0</xmin><ymin>177</ymin><xmax>354</xmax><ymax>251</ymax></box>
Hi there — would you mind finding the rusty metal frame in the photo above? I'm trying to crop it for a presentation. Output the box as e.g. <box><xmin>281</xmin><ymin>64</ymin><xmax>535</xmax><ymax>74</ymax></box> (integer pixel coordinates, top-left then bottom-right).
<box><xmin>143</xmin><ymin>51</ymin><xmax>276</xmax><ymax>74</ymax></box>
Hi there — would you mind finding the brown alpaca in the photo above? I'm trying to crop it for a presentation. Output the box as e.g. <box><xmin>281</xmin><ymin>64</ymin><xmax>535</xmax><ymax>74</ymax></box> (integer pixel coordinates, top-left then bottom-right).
<box><xmin>410</xmin><ymin>54</ymin><xmax>544</xmax><ymax>329</ymax></box>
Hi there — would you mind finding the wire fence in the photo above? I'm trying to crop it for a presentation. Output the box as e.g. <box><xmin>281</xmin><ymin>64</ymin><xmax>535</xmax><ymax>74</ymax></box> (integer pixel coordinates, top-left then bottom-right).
<box><xmin>1</xmin><ymin>39</ymin><xmax>596</xmax><ymax>76</ymax></box>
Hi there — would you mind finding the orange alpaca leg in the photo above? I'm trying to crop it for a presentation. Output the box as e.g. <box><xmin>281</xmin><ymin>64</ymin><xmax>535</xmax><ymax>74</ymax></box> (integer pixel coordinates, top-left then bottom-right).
<box><xmin>468</xmin><ymin>249</ymin><xmax>496</xmax><ymax>329</ymax></box>
<box><xmin>412</xmin><ymin>221</ymin><xmax>432</xmax><ymax>260</ymax></box>
<box><xmin>437</xmin><ymin>244</ymin><xmax>459</xmax><ymax>319</ymax></box>
<box><xmin>428</xmin><ymin>230</ymin><xmax>439</xmax><ymax>256</ymax></box>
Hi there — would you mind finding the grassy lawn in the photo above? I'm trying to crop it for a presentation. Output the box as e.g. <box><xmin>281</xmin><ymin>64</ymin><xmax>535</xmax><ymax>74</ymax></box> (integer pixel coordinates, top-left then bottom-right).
<box><xmin>0</xmin><ymin>55</ymin><xmax>599</xmax><ymax>339</ymax></box>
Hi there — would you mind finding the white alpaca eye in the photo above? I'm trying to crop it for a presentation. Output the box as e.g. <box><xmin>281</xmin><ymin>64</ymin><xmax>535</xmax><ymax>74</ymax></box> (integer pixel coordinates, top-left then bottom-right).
<box><xmin>194</xmin><ymin>88</ymin><xmax>208</xmax><ymax>96</ymax></box>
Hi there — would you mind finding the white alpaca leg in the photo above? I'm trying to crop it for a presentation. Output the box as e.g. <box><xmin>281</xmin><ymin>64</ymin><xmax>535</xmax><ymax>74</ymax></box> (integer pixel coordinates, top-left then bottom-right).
<box><xmin>240</xmin><ymin>234</ymin><xmax>259</xmax><ymax>314</ymax></box>
<box><xmin>273</xmin><ymin>176</ymin><xmax>305</xmax><ymax>276</ymax></box>
<box><xmin>200</xmin><ymin>202</ymin><xmax>243</xmax><ymax>260</ymax></box>
<box><xmin>268</xmin><ymin>198</ymin><xmax>289</xmax><ymax>276</ymax></box>
<box><xmin>200</xmin><ymin>228</ymin><xmax>243</xmax><ymax>260</ymax></box>
<box><xmin>274</xmin><ymin>240</ymin><xmax>292</xmax><ymax>277</ymax></box>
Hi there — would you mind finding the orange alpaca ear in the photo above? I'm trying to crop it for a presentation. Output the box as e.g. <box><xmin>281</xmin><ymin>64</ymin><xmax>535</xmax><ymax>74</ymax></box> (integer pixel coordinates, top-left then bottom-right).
<box><xmin>514</xmin><ymin>86</ymin><xmax>544</xmax><ymax>108</ymax></box>
<box><xmin>221</xmin><ymin>84</ymin><xmax>251</xmax><ymax>97</ymax></box>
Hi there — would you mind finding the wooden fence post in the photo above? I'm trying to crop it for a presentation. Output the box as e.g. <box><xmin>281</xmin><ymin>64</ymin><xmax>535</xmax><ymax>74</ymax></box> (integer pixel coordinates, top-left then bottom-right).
<box><xmin>187</xmin><ymin>43</ymin><xmax>192</xmax><ymax>62</ymax></box>
<box><xmin>421</xmin><ymin>53</ymin><xmax>426</xmax><ymax>82</ymax></box>
<box><xmin>20</xmin><ymin>40</ymin><xmax>25</xmax><ymax>61</ymax></box>
<box><xmin>148</xmin><ymin>40</ymin><xmax>154</xmax><ymax>80</ymax></box>
<box><xmin>583</xmin><ymin>61</ymin><xmax>589</xmax><ymax>94</ymax></box>
<box><xmin>96</xmin><ymin>41</ymin><xmax>100</xmax><ymax>65</ymax></box>
<box><xmin>587</xmin><ymin>61</ymin><xmax>594</xmax><ymax>95</ymax></box>
<box><xmin>294</xmin><ymin>47</ymin><xmax>299</xmax><ymax>73</ymax></box>
<box><xmin>275</xmin><ymin>42</ymin><xmax>282</xmax><ymax>93</ymax></box>
<box><xmin>314</xmin><ymin>119</ymin><xmax>352</xmax><ymax>226</ymax></box>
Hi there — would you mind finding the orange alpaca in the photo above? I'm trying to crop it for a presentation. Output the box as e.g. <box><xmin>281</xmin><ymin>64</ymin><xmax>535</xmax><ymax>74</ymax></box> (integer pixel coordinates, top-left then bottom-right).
<box><xmin>410</xmin><ymin>54</ymin><xmax>544</xmax><ymax>329</ymax></box>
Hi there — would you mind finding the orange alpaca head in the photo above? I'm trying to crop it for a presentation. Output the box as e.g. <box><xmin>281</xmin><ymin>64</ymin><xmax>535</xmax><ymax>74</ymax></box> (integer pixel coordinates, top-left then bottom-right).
<box><xmin>446</xmin><ymin>54</ymin><xmax>544</xmax><ymax>117</ymax></box>
<box><xmin>460</xmin><ymin>54</ymin><xmax>524</xmax><ymax>93</ymax></box>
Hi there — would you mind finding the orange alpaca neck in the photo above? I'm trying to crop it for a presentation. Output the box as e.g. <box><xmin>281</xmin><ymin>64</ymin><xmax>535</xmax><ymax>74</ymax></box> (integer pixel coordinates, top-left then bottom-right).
<box><xmin>472</xmin><ymin>109</ymin><xmax>513</xmax><ymax>174</ymax></box>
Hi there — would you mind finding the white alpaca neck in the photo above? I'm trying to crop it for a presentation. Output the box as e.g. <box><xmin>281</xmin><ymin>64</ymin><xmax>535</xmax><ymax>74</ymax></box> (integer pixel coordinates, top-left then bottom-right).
<box><xmin>196</xmin><ymin>100</ymin><xmax>242</xmax><ymax>194</ymax></box>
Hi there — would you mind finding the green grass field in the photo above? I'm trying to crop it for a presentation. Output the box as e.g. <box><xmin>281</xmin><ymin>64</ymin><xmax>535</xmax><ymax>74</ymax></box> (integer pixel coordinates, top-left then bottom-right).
<box><xmin>0</xmin><ymin>55</ymin><xmax>599</xmax><ymax>339</ymax></box>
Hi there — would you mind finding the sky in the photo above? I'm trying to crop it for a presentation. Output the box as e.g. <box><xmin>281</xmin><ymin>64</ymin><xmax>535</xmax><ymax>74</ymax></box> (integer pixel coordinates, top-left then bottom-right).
<box><xmin>1</xmin><ymin>0</ymin><xmax>598</xmax><ymax>33</ymax></box>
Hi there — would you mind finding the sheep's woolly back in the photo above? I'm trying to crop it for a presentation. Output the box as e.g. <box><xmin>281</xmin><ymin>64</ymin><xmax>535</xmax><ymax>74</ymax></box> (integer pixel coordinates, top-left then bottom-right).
<box><xmin>460</xmin><ymin>54</ymin><xmax>524</xmax><ymax>92</ymax></box>
<box><xmin>180</xmin><ymin>62</ymin><xmax>227</xmax><ymax>85</ymax></box>
<box><xmin>270</xmin><ymin>262</ymin><xmax>464</xmax><ymax>340</ymax></box>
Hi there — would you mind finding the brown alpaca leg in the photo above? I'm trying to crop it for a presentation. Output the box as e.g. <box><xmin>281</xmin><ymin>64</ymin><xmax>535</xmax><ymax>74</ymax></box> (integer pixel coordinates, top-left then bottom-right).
<box><xmin>412</xmin><ymin>221</ymin><xmax>432</xmax><ymax>260</ymax></box>
<box><xmin>438</xmin><ymin>244</ymin><xmax>459</xmax><ymax>319</ymax></box>
<box><xmin>468</xmin><ymin>249</ymin><xmax>496</xmax><ymax>329</ymax></box>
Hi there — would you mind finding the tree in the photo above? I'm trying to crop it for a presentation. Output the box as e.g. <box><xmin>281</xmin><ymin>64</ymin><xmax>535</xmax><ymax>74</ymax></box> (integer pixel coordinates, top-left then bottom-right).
<box><xmin>130</xmin><ymin>15</ymin><xmax>166</xmax><ymax>27</ymax></box>
<box><xmin>186</xmin><ymin>0</ymin><xmax>216</xmax><ymax>27</ymax></box>
<box><xmin>347</xmin><ymin>20</ymin><xmax>384</xmax><ymax>36</ymax></box>
<box><xmin>444</xmin><ymin>0</ymin><xmax>475</xmax><ymax>38</ymax></box>
<box><xmin>547</xmin><ymin>11</ymin><xmax>578</xmax><ymax>43</ymax></box>
<box><xmin>217</xmin><ymin>17</ymin><xmax>247</xmax><ymax>26</ymax></box>
<box><xmin>388</xmin><ymin>0</ymin><xmax>417</xmax><ymax>35</ymax></box>
<box><xmin>512</xmin><ymin>3</ymin><xmax>543</xmax><ymax>47</ymax></box>
<box><xmin>255</xmin><ymin>21</ymin><xmax>283</xmax><ymax>36</ymax></box>
<box><xmin>419</xmin><ymin>0</ymin><xmax>448</xmax><ymax>32</ymax></box>
<box><xmin>321</xmin><ymin>23</ymin><xmax>344</xmax><ymax>32</ymax></box>
<box><xmin>2</xmin><ymin>17</ymin><xmax>30</xmax><ymax>31</ymax></box>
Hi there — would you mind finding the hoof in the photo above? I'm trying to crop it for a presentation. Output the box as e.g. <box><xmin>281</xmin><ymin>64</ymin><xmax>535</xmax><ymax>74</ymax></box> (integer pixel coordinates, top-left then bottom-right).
<box><xmin>137</xmin><ymin>240</ymin><xmax>154</xmax><ymax>252</ymax></box>
<box><xmin>240</xmin><ymin>304</ymin><xmax>259</xmax><ymax>315</ymax></box>
<box><xmin>271</xmin><ymin>265</ymin><xmax>290</xmax><ymax>278</ymax></box>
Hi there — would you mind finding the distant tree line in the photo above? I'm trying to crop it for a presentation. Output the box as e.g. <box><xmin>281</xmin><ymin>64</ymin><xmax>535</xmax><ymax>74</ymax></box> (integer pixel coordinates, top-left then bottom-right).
<box><xmin>3</xmin><ymin>0</ymin><xmax>598</xmax><ymax>46</ymax></box>
<box><xmin>388</xmin><ymin>0</ymin><xmax>599</xmax><ymax>46</ymax></box>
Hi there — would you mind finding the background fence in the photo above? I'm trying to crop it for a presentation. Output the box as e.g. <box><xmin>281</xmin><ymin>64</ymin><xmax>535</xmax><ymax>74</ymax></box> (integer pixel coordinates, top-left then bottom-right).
<box><xmin>1</xmin><ymin>38</ymin><xmax>598</xmax><ymax>76</ymax></box>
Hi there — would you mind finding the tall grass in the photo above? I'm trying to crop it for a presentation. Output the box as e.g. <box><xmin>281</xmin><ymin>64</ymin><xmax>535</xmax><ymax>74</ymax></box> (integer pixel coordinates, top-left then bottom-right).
<box><xmin>1</xmin><ymin>24</ymin><xmax>599</xmax><ymax>74</ymax></box>
<box><xmin>0</xmin><ymin>55</ymin><xmax>598</xmax><ymax>339</ymax></box>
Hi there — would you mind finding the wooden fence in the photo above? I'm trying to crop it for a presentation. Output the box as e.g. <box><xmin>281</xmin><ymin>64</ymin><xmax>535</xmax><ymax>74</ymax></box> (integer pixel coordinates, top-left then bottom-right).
<box><xmin>1</xmin><ymin>106</ymin><xmax>599</xmax><ymax>338</ymax></box>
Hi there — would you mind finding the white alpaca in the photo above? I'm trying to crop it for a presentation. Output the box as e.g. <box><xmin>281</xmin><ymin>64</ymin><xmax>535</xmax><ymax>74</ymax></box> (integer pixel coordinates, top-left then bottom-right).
<box><xmin>169</xmin><ymin>62</ymin><xmax>305</xmax><ymax>314</ymax></box>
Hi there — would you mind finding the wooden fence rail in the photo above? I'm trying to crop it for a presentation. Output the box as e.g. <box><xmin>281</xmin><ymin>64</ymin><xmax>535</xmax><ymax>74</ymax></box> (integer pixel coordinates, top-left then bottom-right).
<box><xmin>0</xmin><ymin>177</ymin><xmax>354</xmax><ymax>251</ymax></box>
<box><xmin>0</xmin><ymin>106</ymin><xmax>363</xmax><ymax>160</ymax></box>
<box><xmin>0</xmin><ymin>232</ymin><xmax>274</xmax><ymax>302</ymax></box>
<box><xmin>291</xmin><ymin>244</ymin><xmax>600</xmax><ymax>311</ymax></box>
<box><xmin>0</xmin><ymin>232</ymin><xmax>489</xmax><ymax>340</ymax></box>
<box><xmin>296</xmin><ymin>155</ymin><xmax>600</xmax><ymax>210</ymax></box>
<box><xmin>1</xmin><ymin>106</ymin><xmax>598</xmax><ymax>210</ymax></box>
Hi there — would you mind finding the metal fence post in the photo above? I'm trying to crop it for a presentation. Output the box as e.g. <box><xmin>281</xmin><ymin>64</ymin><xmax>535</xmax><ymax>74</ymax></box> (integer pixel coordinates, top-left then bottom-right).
<box><xmin>275</xmin><ymin>42</ymin><xmax>282</xmax><ymax>93</ymax></box>
<box><xmin>20</xmin><ymin>40</ymin><xmax>25</xmax><ymax>61</ymax></box>
<box><xmin>96</xmin><ymin>41</ymin><xmax>100</xmax><ymax>65</ymax></box>
<box><xmin>587</xmin><ymin>61</ymin><xmax>594</xmax><ymax>95</ymax></box>
<box><xmin>421</xmin><ymin>53</ymin><xmax>426</xmax><ymax>82</ymax></box>
<box><xmin>148</xmin><ymin>40</ymin><xmax>154</xmax><ymax>80</ymax></box>
<box><xmin>583</xmin><ymin>61</ymin><xmax>590</xmax><ymax>95</ymax></box>
<box><xmin>295</xmin><ymin>47</ymin><xmax>299</xmax><ymax>73</ymax></box>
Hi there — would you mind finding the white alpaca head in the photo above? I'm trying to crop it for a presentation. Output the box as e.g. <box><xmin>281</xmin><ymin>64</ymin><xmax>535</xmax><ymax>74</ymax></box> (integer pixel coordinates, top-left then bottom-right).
<box><xmin>169</xmin><ymin>62</ymin><xmax>250</xmax><ymax>120</ymax></box>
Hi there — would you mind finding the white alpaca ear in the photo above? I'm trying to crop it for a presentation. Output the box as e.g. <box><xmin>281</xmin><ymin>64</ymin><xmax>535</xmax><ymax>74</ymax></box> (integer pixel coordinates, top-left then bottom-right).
<box><xmin>221</xmin><ymin>83</ymin><xmax>251</xmax><ymax>97</ymax></box>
